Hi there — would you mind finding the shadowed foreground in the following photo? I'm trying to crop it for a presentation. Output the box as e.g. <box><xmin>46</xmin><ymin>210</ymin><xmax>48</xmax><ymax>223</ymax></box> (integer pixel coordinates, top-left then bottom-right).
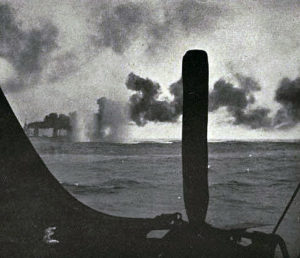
<box><xmin>0</xmin><ymin>51</ymin><xmax>289</xmax><ymax>257</ymax></box>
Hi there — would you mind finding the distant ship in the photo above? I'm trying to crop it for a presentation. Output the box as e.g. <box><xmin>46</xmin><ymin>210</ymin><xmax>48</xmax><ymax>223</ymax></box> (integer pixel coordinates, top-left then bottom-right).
<box><xmin>23</xmin><ymin>116</ymin><xmax>72</xmax><ymax>141</ymax></box>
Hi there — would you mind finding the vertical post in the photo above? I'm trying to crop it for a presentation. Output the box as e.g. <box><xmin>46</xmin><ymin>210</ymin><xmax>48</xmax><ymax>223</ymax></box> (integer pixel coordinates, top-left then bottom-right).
<box><xmin>182</xmin><ymin>50</ymin><xmax>209</xmax><ymax>226</ymax></box>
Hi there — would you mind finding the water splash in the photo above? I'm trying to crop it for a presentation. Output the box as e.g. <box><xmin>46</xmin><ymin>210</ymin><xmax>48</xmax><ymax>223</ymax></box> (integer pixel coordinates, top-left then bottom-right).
<box><xmin>70</xmin><ymin>111</ymin><xmax>92</xmax><ymax>142</ymax></box>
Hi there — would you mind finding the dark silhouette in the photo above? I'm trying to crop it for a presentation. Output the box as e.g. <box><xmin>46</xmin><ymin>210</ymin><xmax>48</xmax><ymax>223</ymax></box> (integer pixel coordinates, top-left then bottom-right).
<box><xmin>182</xmin><ymin>50</ymin><xmax>209</xmax><ymax>225</ymax></box>
<box><xmin>27</xmin><ymin>113</ymin><xmax>71</xmax><ymax>138</ymax></box>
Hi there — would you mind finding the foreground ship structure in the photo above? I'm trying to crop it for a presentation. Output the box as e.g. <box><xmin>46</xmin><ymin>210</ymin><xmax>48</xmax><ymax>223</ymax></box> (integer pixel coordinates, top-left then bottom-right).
<box><xmin>0</xmin><ymin>50</ymin><xmax>292</xmax><ymax>257</ymax></box>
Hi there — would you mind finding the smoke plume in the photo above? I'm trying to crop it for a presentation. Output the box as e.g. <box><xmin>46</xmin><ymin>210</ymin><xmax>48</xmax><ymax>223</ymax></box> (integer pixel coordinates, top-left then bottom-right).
<box><xmin>209</xmin><ymin>76</ymin><xmax>272</xmax><ymax>129</ymax></box>
<box><xmin>126</xmin><ymin>72</ymin><xmax>300</xmax><ymax>130</ymax></box>
<box><xmin>126</xmin><ymin>73</ymin><xmax>181</xmax><ymax>126</ymax></box>
<box><xmin>126</xmin><ymin>72</ymin><xmax>271</xmax><ymax>129</ymax></box>
<box><xmin>273</xmin><ymin>77</ymin><xmax>300</xmax><ymax>128</ymax></box>
<box><xmin>89</xmin><ymin>97</ymin><xmax>128</xmax><ymax>141</ymax></box>
<box><xmin>89</xmin><ymin>0</ymin><xmax>224</xmax><ymax>54</ymax></box>
<box><xmin>0</xmin><ymin>3</ymin><xmax>58</xmax><ymax>91</ymax></box>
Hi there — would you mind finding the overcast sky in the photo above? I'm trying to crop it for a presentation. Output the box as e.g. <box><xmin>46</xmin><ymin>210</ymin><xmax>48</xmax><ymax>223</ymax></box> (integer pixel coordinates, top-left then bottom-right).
<box><xmin>1</xmin><ymin>0</ymin><xmax>299</xmax><ymax>140</ymax></box>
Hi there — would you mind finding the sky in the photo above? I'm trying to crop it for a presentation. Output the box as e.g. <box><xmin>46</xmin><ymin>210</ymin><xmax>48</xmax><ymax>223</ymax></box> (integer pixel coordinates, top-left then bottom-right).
<box><xmin>0</xmin><ymin>0</ymin><xmax>299</xmax><ymax>140</ymax></box>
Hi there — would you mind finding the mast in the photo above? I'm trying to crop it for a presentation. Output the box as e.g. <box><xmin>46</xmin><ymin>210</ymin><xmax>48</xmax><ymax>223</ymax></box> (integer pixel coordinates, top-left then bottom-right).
<box><xmin>182</xmin><ymin>50</ymin><xmax>209</xmax><ymax>226</ymax></box>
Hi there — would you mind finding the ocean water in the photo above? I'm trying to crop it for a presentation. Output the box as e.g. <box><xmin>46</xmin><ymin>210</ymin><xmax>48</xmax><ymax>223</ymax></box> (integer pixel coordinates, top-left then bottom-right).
<box><xmin>32</xmin><ymin>139</ymin><xmax>300</xmax><ymax>257</ymax></box>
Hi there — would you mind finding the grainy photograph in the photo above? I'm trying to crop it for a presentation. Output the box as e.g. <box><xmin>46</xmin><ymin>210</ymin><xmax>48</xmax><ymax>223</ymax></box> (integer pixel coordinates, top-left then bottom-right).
<box><xmin>0</xmin><ymin>0</ymin><xmax>299</xmax><ymax>257</ymax></box>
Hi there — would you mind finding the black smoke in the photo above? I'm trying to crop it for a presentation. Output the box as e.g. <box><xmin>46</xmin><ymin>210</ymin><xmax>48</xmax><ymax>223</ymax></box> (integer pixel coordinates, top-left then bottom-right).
<box><xmin>0</xmin><ymin>3</ymin><xmax>58</xmax><ymax>91</ymax></box>
<box><xmin>231</xmin><ymin>108</ymin><xmax>272</xmax><ymax>129</ymax></box>
<box><xmin>209</xmin><ymin>76</ymin><xmax>272</xmax><ymax>129</ymax></box>
<box><xmin>273</xmin><ymin>77</ymin><xmax>300</xmax><ymax>128</ymax></box>
<box><xmin>169</xmin><ymin>78</ymin><xmax>183</xmax><ymax>116</ymax></box>
<box><xmin>126</xmin><ymin>73</ymin><xmax>300</xmax><ymax>130</ymax></box>
<box><xmin>209</xmin><ymin>80</ymin><xmax>250</xmax><ymax>112</ymax></box>
<box><xmin>126</xmin><ymin>73</ymin><xmax>181</xmax><ymax>126</ymax></box>
<box><xmin>126</xmin><ymin>72</ymin><xmax>271</xmax><ymax>129</ymax></box>
<box><xmin>90</xmin><ymin>0</ymin><xmax>224</xmax><ymax>54</ymax></box>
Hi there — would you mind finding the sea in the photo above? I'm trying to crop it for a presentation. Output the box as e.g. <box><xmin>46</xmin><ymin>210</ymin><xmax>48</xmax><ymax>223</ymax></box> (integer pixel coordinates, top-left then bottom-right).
<box><xmin>31</xmin><ymin>139</ymin><xmax>300</xmax><ymax>257</ymax></box>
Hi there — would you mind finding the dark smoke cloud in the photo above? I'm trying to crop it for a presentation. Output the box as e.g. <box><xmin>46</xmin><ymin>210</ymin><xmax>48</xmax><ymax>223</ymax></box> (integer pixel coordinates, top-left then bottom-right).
<box><xmin>231</xmin><ymin>108</ymin><xmax>272</xmax><ymax>129</ymax></box>
<box><xmin>209</xmin><ymin>74</ymin><xmax>260</xmax><ymax>112</ymax></box>
<box><xmin>146</xmin><ymin>0</ymin><xmax>224</xmax><ymax>53</ymax></box>
<box><xmin>209</xmin><ymin>75</ymin><xmax>272</xmax><ymax>129</ymax></box>
<box><xmin>90</xmin><ymin>0</ymin><xmax>224</xmax><ymax>54</ymax></box>
<box><xmin>209</xmin><ymin>80</ymin><xmax>249</xmax><ymax>112</ymax></box>
<box><xmin>126</xmin><ymin>72</ymin><xmax>276</xmax><ymax>129</ymax></box>
<box><xmin>169</xmin><ymin>78</ymin><xmax>183</xmax><ymax>116</ymax></box>
<box><xmin>0</xmin><ymin>3</ymin><xmax>58</xmax><ymax>91</ymax></box>
<box><xmin>273</xmin><ymin>77</ymin><xmax>300</xmax><ymax>128</ymax></box>
<box><xmin>90</xmin><ymin>2</ymin><xmax>147</xmax><ymax>53</ymax></box>
<box><xmin>234</xmin><ymin>73</ymin><xmax>261</xmax><ymax>93</ymax></box>
<box><xmin>126</xmin><ymin>73</ymin><xmax>181</xmax><ymax>126</ymax></box>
